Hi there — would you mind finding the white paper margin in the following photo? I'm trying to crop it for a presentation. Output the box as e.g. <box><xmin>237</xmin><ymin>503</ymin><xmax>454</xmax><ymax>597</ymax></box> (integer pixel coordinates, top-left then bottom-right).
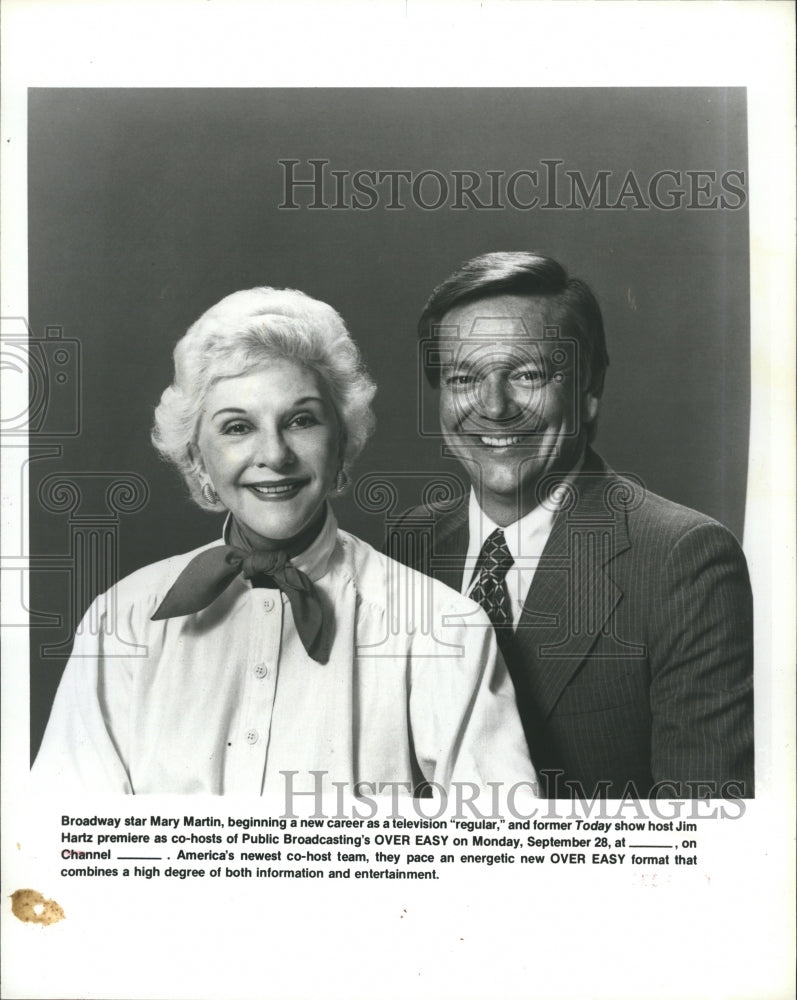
<box><xmin>2</xmin><ymin>3</ymin><xmax>794</xmax><ymax>999</ymax></box>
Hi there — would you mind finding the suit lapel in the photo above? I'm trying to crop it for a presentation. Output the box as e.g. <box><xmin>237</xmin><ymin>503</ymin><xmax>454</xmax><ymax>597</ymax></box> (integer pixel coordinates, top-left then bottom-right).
<box><xmin>512</xmin><ymin>452</ymin><xmax>633</xmax><ymax>722</ymax></box>
<box><xmin>419</xmin><ymin>456</ymin><xmax>638</xmax><ymax>724</ymax></box>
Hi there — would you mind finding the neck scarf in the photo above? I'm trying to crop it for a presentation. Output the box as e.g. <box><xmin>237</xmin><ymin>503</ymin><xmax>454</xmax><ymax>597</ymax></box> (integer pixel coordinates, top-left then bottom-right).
<box><xmin>151</xmin><ymin>516</ymin><xmax>329</xmax><ymax>663</ymax></box>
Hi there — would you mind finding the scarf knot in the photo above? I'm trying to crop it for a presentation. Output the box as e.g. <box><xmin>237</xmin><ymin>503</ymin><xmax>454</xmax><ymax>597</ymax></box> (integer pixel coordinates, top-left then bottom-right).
<box><xmin>151</xmin><ymin>530</ymin><xmax>329</xmax><ymax>663</ymax></box>
<box><xmin>239</xmin><ymin>548</ymin><xmax>288</xmax><ymax>581</ymax></box>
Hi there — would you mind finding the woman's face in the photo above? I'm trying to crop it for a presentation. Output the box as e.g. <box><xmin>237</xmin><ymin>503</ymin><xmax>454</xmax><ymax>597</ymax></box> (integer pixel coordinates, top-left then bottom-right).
<box><xmin>195</xmin><ymin>359</ymin><xmax>341</xmax><ymax>547</ymax></box>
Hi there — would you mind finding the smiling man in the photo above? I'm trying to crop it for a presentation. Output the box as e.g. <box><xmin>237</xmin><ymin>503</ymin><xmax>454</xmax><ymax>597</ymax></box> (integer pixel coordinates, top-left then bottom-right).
<box><xmin>390</xmin><ymin>251</ymin><xmax>754</xmax><ymax>799</ymax></box>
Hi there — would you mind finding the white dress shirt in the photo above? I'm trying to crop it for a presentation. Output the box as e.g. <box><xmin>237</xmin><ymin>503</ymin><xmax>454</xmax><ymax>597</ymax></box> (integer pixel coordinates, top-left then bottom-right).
<box><xmin>32</xmin><ymin>509</ymin><xmax>537</xmax><ymax>798</ymax></box>
<box><xmin>461</xmin><ymin>458</ymin><xmax>584</xmax><ymax>625</ymax></box>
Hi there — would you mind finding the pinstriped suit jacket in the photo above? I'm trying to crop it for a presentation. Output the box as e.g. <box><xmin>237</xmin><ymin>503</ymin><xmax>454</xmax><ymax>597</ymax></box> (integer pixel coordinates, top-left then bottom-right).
<box><xmin>388</xmin><ymin>449</ymin><xmax>754</xmax><ymax>798</ymax></box>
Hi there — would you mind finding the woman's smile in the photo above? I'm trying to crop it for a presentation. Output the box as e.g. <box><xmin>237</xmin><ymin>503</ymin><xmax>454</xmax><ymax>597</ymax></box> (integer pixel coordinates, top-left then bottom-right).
<box><xmin>244</xmin><ymin>478</ymin><xmax>309</xmax><ymax>498</ymax></box>
<box><xmin>195</xmin><ymin>360</ymin><xmax>340</xmax><ymax>546</ymax></box>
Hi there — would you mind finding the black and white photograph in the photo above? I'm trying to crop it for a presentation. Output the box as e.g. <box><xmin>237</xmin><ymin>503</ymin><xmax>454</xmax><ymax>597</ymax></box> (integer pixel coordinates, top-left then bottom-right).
<box><xmin>24</xmin><ymin>86</ymin><xmax>754</xmax><ymax>802</ymax></box>
<box><xmin>2</xmin><ymin>4</ymin><xmax>794</xmax><ymax>1000</ymax></box>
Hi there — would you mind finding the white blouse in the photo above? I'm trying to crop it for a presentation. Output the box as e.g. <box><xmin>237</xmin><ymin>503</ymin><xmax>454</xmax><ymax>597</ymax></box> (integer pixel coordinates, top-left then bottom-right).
<box><xmin>32</xmin><ymin>510</ymin><xmax>537</xmax><ymax>798</ymax></box>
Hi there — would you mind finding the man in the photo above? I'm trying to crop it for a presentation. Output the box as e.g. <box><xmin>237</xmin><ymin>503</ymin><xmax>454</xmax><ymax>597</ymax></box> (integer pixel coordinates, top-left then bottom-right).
<box><xmin>389</xmin><ymin>251</ymin><xmax>753</xmax><ymax>798</ymax></box>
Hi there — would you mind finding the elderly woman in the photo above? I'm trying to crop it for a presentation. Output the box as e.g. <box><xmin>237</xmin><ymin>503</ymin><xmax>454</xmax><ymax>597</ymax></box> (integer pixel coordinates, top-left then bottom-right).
<box><xmin>32</xmin><ymin>287</ymin><xmax>537</xmax><ymax>798</ymax></box>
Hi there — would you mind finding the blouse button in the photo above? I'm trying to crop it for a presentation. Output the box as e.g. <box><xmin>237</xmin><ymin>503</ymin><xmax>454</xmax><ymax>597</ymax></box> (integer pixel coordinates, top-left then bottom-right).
<box><xmin>245</xmin><ymin>729</ymin><xmax>259</xmax><ymax>745</ymax></box>
<box><xmin>263</xmin><ymin>598</ymin><xmax>275</xmax><ymax>612</ymax></box>
<box><xmin>253</xmin><ymin>663</ymin><xmax>269</xmax><ymax>679</ymax></box>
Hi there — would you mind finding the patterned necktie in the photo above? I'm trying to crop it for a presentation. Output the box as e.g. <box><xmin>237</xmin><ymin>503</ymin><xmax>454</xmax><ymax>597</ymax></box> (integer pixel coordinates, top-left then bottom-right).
<box><xmin>469</xmin><ymin>528</ymin><xmax>514</xmax><ymax>629</ymax></box>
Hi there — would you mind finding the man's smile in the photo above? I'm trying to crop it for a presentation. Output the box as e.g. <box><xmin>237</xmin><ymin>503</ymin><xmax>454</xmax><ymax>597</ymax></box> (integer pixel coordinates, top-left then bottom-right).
<box><xmin>450</xmin><ymin>429</ymin><xmax>547</xmax><ymax>448</ymax></box>
<box><xmin>478</xmin><ymin>434</ymin><xmax>525</xmax><ymax>447</ymax></box>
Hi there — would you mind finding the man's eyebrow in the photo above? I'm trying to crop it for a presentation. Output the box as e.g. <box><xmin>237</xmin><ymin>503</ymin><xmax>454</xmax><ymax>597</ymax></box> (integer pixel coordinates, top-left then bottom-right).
<box><xmin>440</xmin><ymin>355</ymin><xmax>477</xmax><ymax>371</ymax></box>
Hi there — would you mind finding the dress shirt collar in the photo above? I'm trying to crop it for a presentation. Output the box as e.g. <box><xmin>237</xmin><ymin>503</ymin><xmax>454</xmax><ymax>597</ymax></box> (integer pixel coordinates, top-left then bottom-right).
<box><xmin>466</xmin><ymin>454</ymin><xmax>585</xmax><ymax>571</ymax></box>
<box><xmin>222</xmin><ymin>503</ymin><xmax>338</xmax><ymax>584</ymax></box>
<box><xmin>467</xmin><ymin>491</ymin><xmax>554</xmax><ymax>572</ymax></box>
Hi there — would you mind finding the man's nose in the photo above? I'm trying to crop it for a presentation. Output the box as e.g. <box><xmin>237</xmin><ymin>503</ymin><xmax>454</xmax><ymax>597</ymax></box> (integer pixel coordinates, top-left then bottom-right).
<box><xmin>476</xmin><ymin>371</ymin><xmax>517</xmax><ymax>422</ymax></box>
<box><xmin>253</xmin><ymin>428</ymin><xmax>293</xmax><ymax>470</ymax></box>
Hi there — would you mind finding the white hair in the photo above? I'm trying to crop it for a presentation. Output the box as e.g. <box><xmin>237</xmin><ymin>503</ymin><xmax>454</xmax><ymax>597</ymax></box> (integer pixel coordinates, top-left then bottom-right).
<box><xmin>152</xmin><ymin>287</ymin><xmax>376</xmax><ymax>510</ymax></box>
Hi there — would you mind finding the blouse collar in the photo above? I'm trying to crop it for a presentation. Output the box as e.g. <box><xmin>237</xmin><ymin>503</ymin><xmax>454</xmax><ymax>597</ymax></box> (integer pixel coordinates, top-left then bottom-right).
<box><xmin>222</xmin><ymin>503</ymin><xmax>338</xmax><ymax>584</ymax></box>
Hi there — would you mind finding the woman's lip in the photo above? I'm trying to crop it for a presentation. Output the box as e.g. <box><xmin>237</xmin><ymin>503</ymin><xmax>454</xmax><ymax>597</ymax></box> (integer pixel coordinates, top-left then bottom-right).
<box><xmin>244</xmin><ymin>480</ymin><xmax>308</xmax><ymax>497</ymax></box>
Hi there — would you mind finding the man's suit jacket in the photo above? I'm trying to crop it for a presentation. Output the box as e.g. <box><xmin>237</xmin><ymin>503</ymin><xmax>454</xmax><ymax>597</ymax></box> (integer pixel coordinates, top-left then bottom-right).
<box><xmin>388</xmin><ymin>449</ymin><xmax>754</xmax><ymax>798</ymax></box>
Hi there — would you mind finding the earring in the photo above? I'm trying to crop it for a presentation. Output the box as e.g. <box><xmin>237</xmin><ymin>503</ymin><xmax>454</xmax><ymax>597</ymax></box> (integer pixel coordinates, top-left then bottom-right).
<box><xmin>201</xmin><ymin>482</ymin><xmax>219</xmax><ymax>506</ymax></box>
<box><xmin>335</xmin><ymin>469</ymin><xmax>349</xmax><ymax>494</ymax></box>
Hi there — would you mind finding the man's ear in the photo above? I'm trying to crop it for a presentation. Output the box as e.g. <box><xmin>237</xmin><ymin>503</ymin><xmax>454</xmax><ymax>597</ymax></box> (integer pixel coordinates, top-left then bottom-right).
<box><xmin>582</xmin><ymin>392</ymin><xmax>600</xmax><ymax>425</ymax></box>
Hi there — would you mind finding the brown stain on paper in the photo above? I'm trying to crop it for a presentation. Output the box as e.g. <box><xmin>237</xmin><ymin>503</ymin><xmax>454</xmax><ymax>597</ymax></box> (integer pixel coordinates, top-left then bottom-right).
<box><xmin>11</xmin><ymin>889</ymin><xmax>65</xmax><ymax>926</ymax></box>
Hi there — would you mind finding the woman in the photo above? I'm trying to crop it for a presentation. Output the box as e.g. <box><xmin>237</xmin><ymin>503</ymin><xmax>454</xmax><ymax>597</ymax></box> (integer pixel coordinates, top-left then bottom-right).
<box><xmin>32</xmin><ymin>287</ymin><xmax>537</xmax><ymax>798</ymax></box>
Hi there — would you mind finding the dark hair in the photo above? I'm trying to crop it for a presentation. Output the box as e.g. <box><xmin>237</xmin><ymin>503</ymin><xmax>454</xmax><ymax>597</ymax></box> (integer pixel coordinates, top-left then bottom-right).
<box><xmin>418</xmin><ymin>251</ymin><xmax>610</xmax><ymax>394</ymax></box>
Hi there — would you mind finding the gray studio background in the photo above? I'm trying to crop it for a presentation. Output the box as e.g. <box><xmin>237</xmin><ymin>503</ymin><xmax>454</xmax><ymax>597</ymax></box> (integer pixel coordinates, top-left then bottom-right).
<box><xmin>27</xmin><ymin>88</ymin><xmax>749</xmax><ymax>756</ymax></box>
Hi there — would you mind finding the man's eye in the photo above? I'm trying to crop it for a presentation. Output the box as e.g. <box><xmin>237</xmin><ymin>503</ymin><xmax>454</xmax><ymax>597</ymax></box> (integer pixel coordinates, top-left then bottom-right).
<box><xmin>512</xmin><ymin>369</ymin><xmax>546</xmax><ymax>384</ymax></box>
<box><xmin>444</xmin><ymin>373</ymin><xmax>474</xmax><ymax>387</ymax></box>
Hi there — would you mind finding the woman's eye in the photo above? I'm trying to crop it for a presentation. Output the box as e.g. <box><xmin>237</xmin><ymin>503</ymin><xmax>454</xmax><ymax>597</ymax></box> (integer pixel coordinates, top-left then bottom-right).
<box><xmin>289</xmin><ymin>412</ymin><xmax>319</xmax><ymax>429</ymax></box>
<box><xmin>223</xmin><ymin>421</ymin><xmax>250</xmax><ymax>435</ymax></box>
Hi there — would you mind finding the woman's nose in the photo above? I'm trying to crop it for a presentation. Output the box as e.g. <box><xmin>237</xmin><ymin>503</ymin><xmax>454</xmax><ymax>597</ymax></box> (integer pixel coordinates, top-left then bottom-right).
<box><xmin>253</xmin><ymin>428</ymin><xmax>294</xmax><ymax>470</ymax></box>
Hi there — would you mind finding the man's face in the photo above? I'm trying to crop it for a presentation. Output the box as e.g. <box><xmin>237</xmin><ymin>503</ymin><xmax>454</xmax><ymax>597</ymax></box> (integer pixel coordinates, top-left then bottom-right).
<box><xmin>437</xmin><ymin>294</ymin><xmax>599</xmax><ymax>524</ymax></box>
